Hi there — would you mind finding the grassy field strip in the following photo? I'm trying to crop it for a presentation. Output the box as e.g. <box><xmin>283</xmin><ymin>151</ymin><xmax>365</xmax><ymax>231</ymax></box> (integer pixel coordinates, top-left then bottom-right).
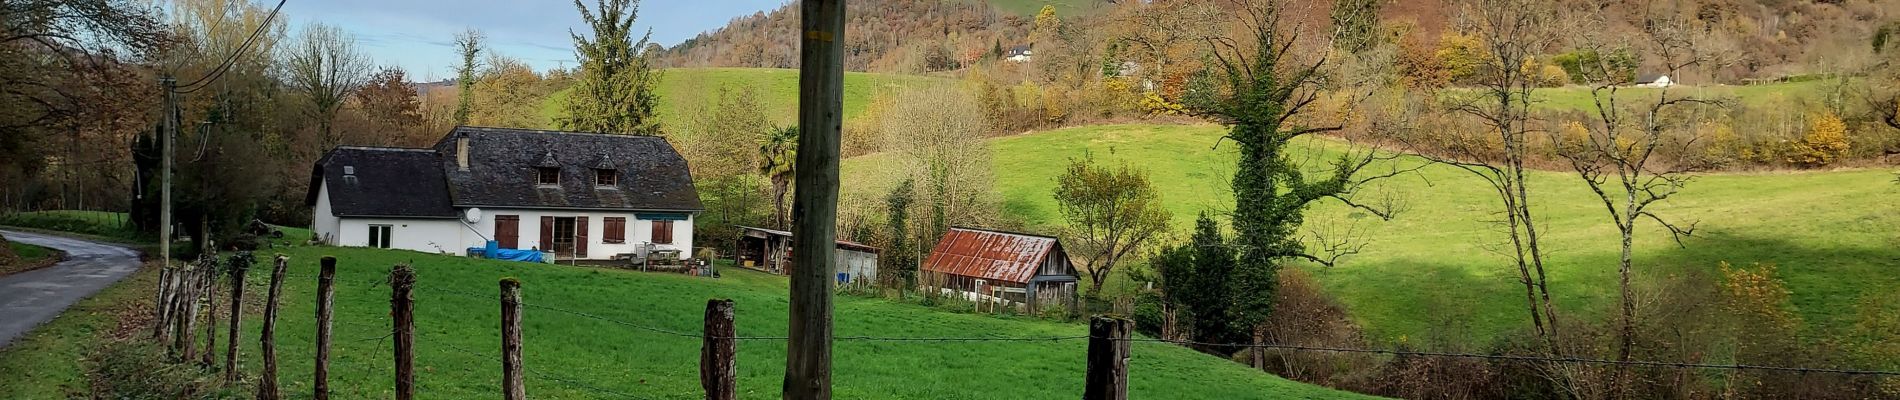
<box><xmin>842</xmin><ymin>123</ymin><xmax>1900</xmax><ymax>345</ymax></box>
<box><xmin>225</xmin><ymin>246</ymin><xmax>1374</xmax><ymax>399</ymax></box>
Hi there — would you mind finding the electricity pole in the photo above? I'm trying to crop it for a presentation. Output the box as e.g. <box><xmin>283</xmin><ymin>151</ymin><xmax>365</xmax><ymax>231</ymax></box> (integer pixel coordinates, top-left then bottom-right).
<box><xmin>785</xmin><ymin>0</ymin><xmax>844</xmax><ymax>398</ymax></box>
<box><xmin>160</xmin><ymin>76</ymin><xmax>176</xmax><ymax>266</ymax></box>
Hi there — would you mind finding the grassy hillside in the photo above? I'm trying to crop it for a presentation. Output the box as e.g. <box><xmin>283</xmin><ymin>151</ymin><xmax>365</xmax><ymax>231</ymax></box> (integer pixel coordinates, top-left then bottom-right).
<box><xmin>841</xmin><ymin>124</ymin><xmax>1900</xmax><ymax>345</ymax></box>
<box><xmin>1527</xmin><ymin>79</ymin><xmax>1842</xmax><ymax>112</ymax></box>
<box><xmin>221</xmin><ymin>246</ymin><xmax>1373</xmax><ymax>399</ymax></box>
<box><xmin>543</xmin><ymin>68</ymin><xmax>957</xmax><ymax>133</ymax></box>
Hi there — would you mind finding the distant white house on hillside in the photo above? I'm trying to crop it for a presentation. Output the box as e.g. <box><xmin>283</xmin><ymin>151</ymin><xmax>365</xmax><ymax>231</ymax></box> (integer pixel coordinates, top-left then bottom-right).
<box><xmin>1634</xmin><ymin>74</ymin><xmax>1674</xmax><ymax>88</ymax></box>
<box><xmin>1005</xmin><ymin>45</ymin><xmax>1033</xmax><ymax>62</ymax></box>
<box><xmin>306</xmin><ymin>127</ymin><xmax>701</xmax><ymax>261</ymax></box>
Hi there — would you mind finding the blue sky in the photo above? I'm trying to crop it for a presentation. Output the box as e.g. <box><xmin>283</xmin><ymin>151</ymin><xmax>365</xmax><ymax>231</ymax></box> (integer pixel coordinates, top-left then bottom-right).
<box><xmin>279</xmin><ymin>0</ymin><xmax>787</xmax><ymax>81</ymax></box>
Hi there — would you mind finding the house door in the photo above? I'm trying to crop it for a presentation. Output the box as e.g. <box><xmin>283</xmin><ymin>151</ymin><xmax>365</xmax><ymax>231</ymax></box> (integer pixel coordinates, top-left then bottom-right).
<box><xmin>550</xmin><ymin>217</ymin><xmax>577</xmax><ymax>257</ymax></box>
<box><xmin>495</xmin><ymin>215</ymin><xmax>519</xmax><ymax>249</ymax></box>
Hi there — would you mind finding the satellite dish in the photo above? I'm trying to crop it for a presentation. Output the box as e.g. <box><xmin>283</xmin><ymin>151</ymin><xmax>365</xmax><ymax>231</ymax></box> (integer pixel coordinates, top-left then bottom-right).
<box><xmin>463</xmin><ymin>208</ymin><xmax>483</xmax><ymax>223</ymax></box>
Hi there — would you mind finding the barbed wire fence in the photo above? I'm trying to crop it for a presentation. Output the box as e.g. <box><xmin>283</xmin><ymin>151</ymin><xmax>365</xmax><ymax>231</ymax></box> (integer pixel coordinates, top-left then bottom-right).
<box><xmin>229</xmin><ymin>257</ymin><xmax>1900</xmax><ymax>400</ymax></box>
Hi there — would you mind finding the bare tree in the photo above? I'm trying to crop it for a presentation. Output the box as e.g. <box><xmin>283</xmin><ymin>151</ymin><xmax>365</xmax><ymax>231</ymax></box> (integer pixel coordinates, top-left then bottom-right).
<box><xmin>285</xmin><ymin>22</ymin><xmax>369</xmax><ymax>152</ymax></box>
<box><xmin>1558</xmin><ymin>4</ymin><xmax>1719</xmax><ymax>395</ymax></box>
<box><xmin>1398</xmin><ymin>0</ymin><xmax>1564</xmax><ymax>352</ymax></box>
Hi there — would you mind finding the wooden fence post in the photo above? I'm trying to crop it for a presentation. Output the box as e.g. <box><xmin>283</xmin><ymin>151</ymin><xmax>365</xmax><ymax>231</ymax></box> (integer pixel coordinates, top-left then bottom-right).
<box><xmin>500</xmin><ymin>278</ymin><xmax>525</xmax><ymax>400</ymax></box>
<box><xmin>390</xmin><ymin>263</ymin><xmax>416</xmax><ymax>400</ymax></box>
<box><xmin>1083</xmin><ymin>316</ymin><xmax>1131</xmax><ymax>400</ymax></box>
<box><xmin>224</xmin><ymin>254</ymin><xmax>250</xmax><ymax>382</ymax></box>
<box><xmin>701</xmin><ymin>299</ymin><xmax>736</xmax><ymax>400</ymax></box>
<box><xmin>201</xmin><ymin>263</ymin><xmax>218</xmax><ymax>368</ymax></box>
<box><xmin>153</xmin><ymin>265</ymin><xmax>172</xmax><ymax>340</ymax></box>
<box><xmin>314</xmin><ymin>256</ymin><xmax>336</xmax><ymax>400</ymax></box>
<box><xmin>257</xmin><ymin>255</ymin><xmax>287</xmax><ymax>400</ymax></box>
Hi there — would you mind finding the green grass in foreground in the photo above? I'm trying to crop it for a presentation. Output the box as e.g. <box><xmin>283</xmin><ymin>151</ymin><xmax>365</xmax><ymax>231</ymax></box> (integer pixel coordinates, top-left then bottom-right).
<box><xmin>841</xmin><ymin>124</ymin><xmax>1900</xmax><ymax>346</ymax></box>
<box><xmin>220</xmin><ymin>246</ymin><xmax>1371</xmax><ymax>399</ymax></box>
<box><xmin>543</xmin><ymin>68</ymin><xmax>956</xmax><ymax>133</ymax></box>
<box><xmin>0</xmin><ymin>262</ymin><xmax>158</xmax><ymax>399</ymax></box>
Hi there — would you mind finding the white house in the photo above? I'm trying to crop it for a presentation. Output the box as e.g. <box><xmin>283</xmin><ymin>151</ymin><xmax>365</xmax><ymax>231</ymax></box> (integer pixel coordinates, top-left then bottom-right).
<box><xmin>1005</xmin><ymin>45</ymin><xmax>1033</xmax><ymax>62</ymax></box>
<box><xmin>1635</xmin><ymin>74</ymin><xmax>1674</xmax><ymax>88</ymax></box>
<box><xmin>306</xmin><ymin>126</ymin><xmax>701</xmax><ymax>261</ymax></box>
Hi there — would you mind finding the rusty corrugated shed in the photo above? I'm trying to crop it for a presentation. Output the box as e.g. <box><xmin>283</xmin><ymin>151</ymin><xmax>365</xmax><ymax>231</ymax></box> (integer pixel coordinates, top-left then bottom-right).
<box><xmin>921</xmin><ymin>227</ymin><xmax>1059</xmax><ymax>284</ymax></box>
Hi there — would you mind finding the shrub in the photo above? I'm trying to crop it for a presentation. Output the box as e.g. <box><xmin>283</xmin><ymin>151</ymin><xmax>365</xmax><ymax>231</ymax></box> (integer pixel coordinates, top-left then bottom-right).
<box><xmin>1787</xmin><ymin>112</ymin><xmax>1851</xmax><ymax>167</ymax></box>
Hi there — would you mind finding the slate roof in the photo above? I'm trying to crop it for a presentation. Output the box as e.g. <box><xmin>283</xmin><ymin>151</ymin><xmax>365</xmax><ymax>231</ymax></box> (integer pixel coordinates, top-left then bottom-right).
<box><xmin>921</xmin><ymin>227</ymin><xmax>1070</xmax><ymax>284</ymax></box>
<box><xmin>305</xmin><ymin>147</ymin><xmax>459</xmax><ymax>218</ymax></box>
<box><xmin>430</xmin><ymin>126</ymin><xmax>702</xmax><ymax>211</ymax></box>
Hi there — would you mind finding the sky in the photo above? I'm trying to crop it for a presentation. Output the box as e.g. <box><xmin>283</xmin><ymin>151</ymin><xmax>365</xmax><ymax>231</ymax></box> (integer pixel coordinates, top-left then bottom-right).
<box><xmin>277</xmin><ymin>0</ymin><xmax>788</xmax><ymax>82</ymax></box>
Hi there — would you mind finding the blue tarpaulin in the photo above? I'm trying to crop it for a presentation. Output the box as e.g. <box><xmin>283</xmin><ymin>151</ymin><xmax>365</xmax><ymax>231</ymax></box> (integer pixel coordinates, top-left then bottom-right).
<box><xmin>468</xmin><ymin>240</ymin><xmax>545</xmax><ymax>263</ymax></box>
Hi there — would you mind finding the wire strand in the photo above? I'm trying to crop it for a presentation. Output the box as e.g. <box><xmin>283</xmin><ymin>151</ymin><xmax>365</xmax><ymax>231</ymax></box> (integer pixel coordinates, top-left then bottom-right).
<box><xmin>1123</xmin><ymin>337</ymin><xmax>1900</xmax><ymax>377</ymax></box>
<box><xmin>174</xmin><ymin>0</ymin><xmax>287</xmax><ymax>93</ymax></box>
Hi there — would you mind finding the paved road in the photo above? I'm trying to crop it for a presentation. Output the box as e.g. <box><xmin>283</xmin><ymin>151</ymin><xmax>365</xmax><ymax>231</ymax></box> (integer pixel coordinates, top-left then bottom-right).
<box><xmin>0</xmin><ymin>230</ymin><xmax>141</xmax><ymax>349</ymax></box>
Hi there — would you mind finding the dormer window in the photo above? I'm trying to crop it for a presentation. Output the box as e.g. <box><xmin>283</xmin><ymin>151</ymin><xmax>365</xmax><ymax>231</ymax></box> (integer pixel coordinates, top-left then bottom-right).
<box><xmin>594</xmin><ymin>168</ymin><xmax>617</xmax><ymax>187</ymax></box>
<box><xmin>536</xmin><ymin>167</ymin><xmax>560</xmax><ymax>185</ymax></box>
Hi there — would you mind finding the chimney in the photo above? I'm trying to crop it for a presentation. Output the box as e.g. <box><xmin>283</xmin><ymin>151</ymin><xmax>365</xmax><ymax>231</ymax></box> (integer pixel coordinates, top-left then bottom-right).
<box><xmin>455</xmin><ymin>132</ymin><xmax>470</xmax><ymax>171</ymax></box>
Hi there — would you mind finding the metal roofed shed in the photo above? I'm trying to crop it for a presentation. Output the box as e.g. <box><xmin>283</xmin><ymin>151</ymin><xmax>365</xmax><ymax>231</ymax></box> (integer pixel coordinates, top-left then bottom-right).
<box><xmin>733</xmin><ymin>226</ymin><xmax>881</xmax><ymax>285</ymax></box>
<box><xmin>920</xmin><ymin>226</ymin><xmax>1079</xmax><ymax>312</ymax></box>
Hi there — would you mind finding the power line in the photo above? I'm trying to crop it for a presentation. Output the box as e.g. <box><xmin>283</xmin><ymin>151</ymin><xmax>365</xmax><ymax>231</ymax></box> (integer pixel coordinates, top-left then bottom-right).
<box><xmin>174</xmin><ymin>0</ymin><xmax>288</xmax><ymax>94</ymax></box>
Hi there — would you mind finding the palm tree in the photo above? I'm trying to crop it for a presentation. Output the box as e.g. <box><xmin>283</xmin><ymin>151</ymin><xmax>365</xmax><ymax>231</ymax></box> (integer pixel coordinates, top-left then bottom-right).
<box><xmin>758</xmin><ymin>126</ymin><xmax>798</xmax><ymax>229</ymax></box>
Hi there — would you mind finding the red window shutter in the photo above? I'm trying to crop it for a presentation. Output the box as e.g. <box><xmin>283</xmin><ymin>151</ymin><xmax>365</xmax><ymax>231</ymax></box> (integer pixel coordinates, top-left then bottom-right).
<box><xmin>539</xmin><ymin>216</ymin><xmax>554</xmax><ymax>251</ymax></box>
<box><xmin>576</xmin><ymin>217</ymin><xmax>589</xmax><ymax>257</ymax></box>
<box><xmin>495</xmin><ymin>215</ymin><xmax>519</xmax><ymax>249</ymax></box>
<box><xmin>602</xmin><ymin>217</ymin><xmax>625</xmax><ymax>243</ymax></box>
<box><xmin>652</xmin><ymin>220</ymin><xmax>673</xmax><ymax>244</ymax></box>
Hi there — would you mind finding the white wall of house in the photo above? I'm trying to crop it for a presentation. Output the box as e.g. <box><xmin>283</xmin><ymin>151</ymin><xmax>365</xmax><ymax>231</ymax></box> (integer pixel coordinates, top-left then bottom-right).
<box><xmin>460</xmin><ymin>208</ymin><xmax>696</xmax><ymax>260</ymax></box>
<box><xmin>315</xmin><ymin>181</ymin><xmax>697</xmax><ymax>259</ymax></box>
<box><xmin>311</xmin><ymin>181</ymin><xmax>341</xmax><ymax>245</ymax></box>
<box><xmin>335</xmin><ymin>217</ymin><xmax>471</xmax><ymax>255</ymax></box>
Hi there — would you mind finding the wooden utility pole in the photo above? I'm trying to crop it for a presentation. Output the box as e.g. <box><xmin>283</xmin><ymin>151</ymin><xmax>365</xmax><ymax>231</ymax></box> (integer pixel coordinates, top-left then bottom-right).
<box><xmin>314</xmin><ymin>256</ymin><xmax>337</xmax><ymax>400</ymax></box>
<box><xmin>159</xmin><ymin>77</ymin><xmax>175</xmax><ymax>270</ymax></box>
<box><xmin>786</xmin><ymin>0</ymin><xmax>845</xmax><ymax>398</ymax></box>
<box><xmin>1084</xmin><ymin>316</ymin><xmax>1131</xmax><ymax>400</ymax></box>
<box><xmin>258</xmin><ymin>255</ymin><xmax>288</xmax><ymax>400</ymax></box>
<box><xmin>702</xmin><ymin>299</ymin><xmax>736</xmax><ymax>400</ymax></box>
<box><xmin>390</xmin><ymin>264</ymin><xmax>416</xmax><ymax>400</ymax></box>
<box><xmin>500</xmin><ymin>278</ymin><xmax>525</xmax><ymax>400</ymax></box>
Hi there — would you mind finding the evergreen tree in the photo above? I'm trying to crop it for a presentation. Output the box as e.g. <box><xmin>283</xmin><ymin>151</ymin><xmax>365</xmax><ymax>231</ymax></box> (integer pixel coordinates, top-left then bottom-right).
<box><xmin>453</xmin><ymin>29</ymin><xmax>483</xmax><ymax>127</ymax></box>
<box><xmin>1180</xmin><ymin>0</ymin><xmax>1390</xmax><ymax>361</ymax></box>
<box><xmin>561</xmin><ymin>0</ymin><xmax>662</xmax><ymax>135</ymax></box>
<box><xmin>884</xmin><ymin>179</ymin><xmax>917</xmax><ymax>287</ymax></box>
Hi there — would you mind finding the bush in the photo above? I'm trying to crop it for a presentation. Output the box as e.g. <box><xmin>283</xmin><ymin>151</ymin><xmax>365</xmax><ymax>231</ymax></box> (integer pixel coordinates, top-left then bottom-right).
<box><xmin>1788</xmin><ymin>112</ymin><xmax>1851</xmax><ymax>167</ymax></box>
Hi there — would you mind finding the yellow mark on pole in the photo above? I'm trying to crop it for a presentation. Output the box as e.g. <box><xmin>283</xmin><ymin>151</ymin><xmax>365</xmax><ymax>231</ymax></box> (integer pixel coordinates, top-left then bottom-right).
<box><xmin>804</xmin><ymin>30</ymin><xmax>834</xmax><ymax>42</ymax></box>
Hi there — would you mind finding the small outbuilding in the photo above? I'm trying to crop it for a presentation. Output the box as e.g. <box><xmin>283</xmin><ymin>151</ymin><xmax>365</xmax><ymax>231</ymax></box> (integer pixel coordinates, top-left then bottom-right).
<box><xmin>920</xmin><ymin>227</ymin><xmax>1079</xmax><ymax>311</ymax></box>
<box><xmin>733</xmin><ymin>225</ymin><xmax>881</xmax><ymax>284</ymax></box>
<box><xmin>1634</xmin><ymin>74</ymin><xmax>1673</xmax><ymax>88</ymax></box>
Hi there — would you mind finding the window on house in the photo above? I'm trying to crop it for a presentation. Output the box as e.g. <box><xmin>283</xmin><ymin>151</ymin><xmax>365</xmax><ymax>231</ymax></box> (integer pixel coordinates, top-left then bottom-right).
<box><xmin>536</xmin><ymin>167</ymin><xmax>559</xmax><ymax>185</ymax></box>
<box><xmin>367</xmin><ymin>224</ymin><xmax>392</xmax><ymax>249</ymax></box>
<box><xmin>651</xmin><ymin>220</ymin><xmax>674</xmax><ymax>244</ymax></box>
<box><xmin>594</xmin><ymin>169</ymin><xmax>617</xmax><ymax>186</ymax></box>
<box><xmin>602</xmin><ymin>217</ymin><xmax>626</xmax><ymax>244</ymax></box>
